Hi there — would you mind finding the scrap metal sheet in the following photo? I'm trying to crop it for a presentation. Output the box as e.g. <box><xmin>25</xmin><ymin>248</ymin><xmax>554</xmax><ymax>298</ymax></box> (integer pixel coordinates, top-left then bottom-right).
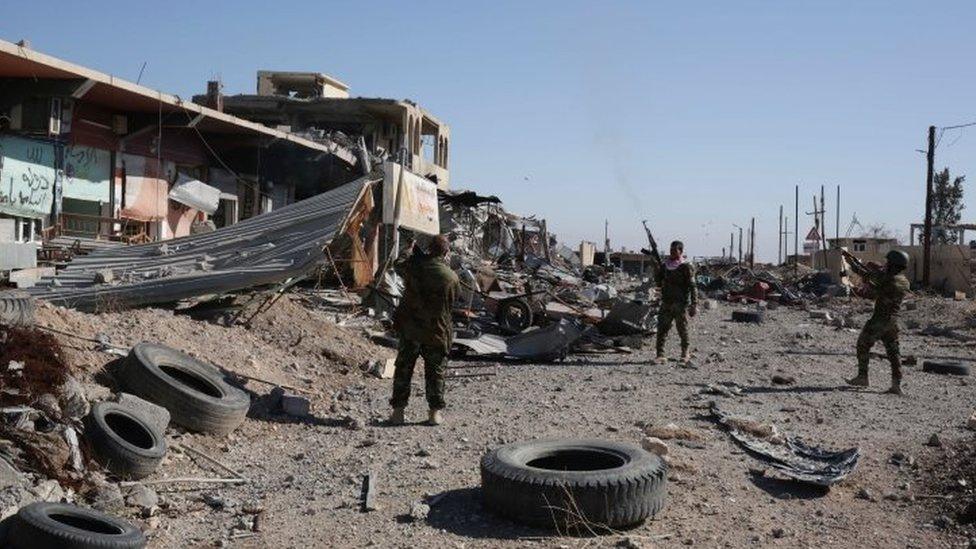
<box><xmin>710</xmin><ymin>403</ymin><xmax>859</xmax><ymax>487</ymax></box>
<box><xmin>29</xmin><ymin>176</ymin><xmax>378</xmax><ymax>311</ymax></box>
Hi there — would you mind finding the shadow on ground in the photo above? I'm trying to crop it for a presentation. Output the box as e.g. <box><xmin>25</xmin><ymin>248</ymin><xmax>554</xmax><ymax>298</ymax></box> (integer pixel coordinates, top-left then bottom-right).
<box><xmin>748</xmin><ymin>471</ymin><xmax>831</xmax><ymax>500</ymax></box>
<box><xmin>424</xmin><ymin>487</ymin><xmax>547</xmax><ymax>541</ymax></box>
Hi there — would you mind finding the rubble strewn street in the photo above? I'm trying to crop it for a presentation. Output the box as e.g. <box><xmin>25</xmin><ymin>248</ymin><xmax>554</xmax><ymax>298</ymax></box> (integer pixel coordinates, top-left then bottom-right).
<box><xmin>0</xmin><ymin>285</ymin><xmax>975</xmax><ymax>546</ymax></box>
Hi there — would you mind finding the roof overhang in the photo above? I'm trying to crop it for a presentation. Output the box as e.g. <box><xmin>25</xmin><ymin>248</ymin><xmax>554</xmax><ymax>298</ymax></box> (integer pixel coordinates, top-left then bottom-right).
<box><xmin>0</xmin><ymin>38</ymin><xmax>356</xmax><ymax>159</ymax></box>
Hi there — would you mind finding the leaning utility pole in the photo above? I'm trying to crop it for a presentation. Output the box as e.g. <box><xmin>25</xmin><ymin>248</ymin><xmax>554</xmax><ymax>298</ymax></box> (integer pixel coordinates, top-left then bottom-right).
<box><xmin>778</xmin><ymin>205</ymin><xmax>783</xmax><ymax>264</ymax></box>
<box><xmin>923</xmin><ymin>125</ymin><xmax>936</xmax><ymax>287</ymax></box>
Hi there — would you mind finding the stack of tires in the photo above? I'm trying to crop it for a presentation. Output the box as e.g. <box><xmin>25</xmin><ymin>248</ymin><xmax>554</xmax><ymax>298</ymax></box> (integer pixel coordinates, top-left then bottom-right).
<box><xmin>83</xmin><ymin>342</ymin><xmax>250</xmax><ymax>481</ymax></box>
<box><xmin>115</xmin><ymin>342</ymin><xmax>251</xmax><ymax>436</ymax></box>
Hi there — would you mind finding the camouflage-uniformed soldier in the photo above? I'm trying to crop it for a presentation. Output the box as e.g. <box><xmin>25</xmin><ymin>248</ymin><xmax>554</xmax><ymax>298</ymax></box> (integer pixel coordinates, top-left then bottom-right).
<box><xmin>389</xmin><ymin>235</ymin><xmax>460</xmax><ymax>426</ymax></box>
<box><xmin>654</xmin><ymin>241</ymin><xmax>698</xmax><ymax>363</ymax></box>
<box><xmin>845</xmin><ymin>249</ymin><xmax>910</xmax><ymax>395</ymax></box>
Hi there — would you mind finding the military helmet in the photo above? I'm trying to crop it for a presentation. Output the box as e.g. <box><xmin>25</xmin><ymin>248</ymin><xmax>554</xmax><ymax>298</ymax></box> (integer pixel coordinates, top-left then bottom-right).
<box><xmin>885</xmin><ymin>250</ymin><xmax>909</xmax><ymax>269</ymax></box>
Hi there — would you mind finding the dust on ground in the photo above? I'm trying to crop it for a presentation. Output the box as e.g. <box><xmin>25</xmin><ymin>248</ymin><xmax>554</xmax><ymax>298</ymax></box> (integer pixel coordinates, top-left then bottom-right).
<box><xmin>17</xmin><ymin>294</ymin><xmax>976</xmax><ymax>548</ymax></box>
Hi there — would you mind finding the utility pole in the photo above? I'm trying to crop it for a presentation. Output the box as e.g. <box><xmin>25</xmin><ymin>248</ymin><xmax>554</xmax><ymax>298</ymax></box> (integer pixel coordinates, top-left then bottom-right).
<box><xmin>734</xmin><ymin>224</ymin><xmax>743</xmax><ymax>265</ymax></box>
<box><xmin>778</xmin><ymin>205</ymin><xmax>783</xmax><ymax>264</ymax></box>
<box><xmin>794</xmin><ymin>185</ymin><xmax>799</xmax><ymax>277</ymax></box>
<box><xmin>835</xmin><ymin>185</ymin><xmax>841</xmax><ymax>243</ymax></box>
<box><xmin>820</xmin><ymin>185</ymin><xmax>828</xmax><ymax>253</ymax></box>
<box><xmin>749</xmin><ymin>217</ymin><xmax>755</xmax><ymax>269</ymax></box>
<box><xmin>730</xmin><ymin>233</ymin><xmax>734</xmax><ymax>263</ymax></box>
<box><xmin>783</xmin><ymin>216</ymin><xmax>790</xmax><ymax>265</ymax></box>
<box><xmin>923</xmin><ymin>125</ymin><xmax>936</xmax><ymax>287</ymax></box>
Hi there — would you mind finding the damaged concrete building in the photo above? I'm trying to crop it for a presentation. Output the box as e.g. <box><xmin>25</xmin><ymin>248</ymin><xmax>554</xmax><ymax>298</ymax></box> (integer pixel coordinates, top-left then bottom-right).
<box><xmin>197</xmin><ymin>70</ymin><xmax>451</xmax><ymax>192</ymax></box>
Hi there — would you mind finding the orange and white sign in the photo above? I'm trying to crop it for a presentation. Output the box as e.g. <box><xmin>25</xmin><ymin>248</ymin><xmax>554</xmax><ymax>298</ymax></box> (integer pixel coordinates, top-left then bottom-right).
<box><xmin>382</xmin><ymin>161</ymin><xmax>440</xmax><ymax>235</ymax></box>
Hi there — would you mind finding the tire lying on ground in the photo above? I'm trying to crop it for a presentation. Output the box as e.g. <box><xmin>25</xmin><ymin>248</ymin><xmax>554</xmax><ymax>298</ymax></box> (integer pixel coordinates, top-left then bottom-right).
<box><xmin>117</xmin><ymin>342</ymin><xmax>250</xmax><ymax>436</ymax></box>
<box><xmin>6</xmin><ymin>501</ymin><xmax>146</xmax><ymax>549</ymax></box>
<box><xmin>480</xmin><ymin>438</ymin><xmax>667</xmax><ymax>530</ymax></box>
<box><xmin>84</xmin><ymin>401</ymin><xmax>166</xmax><ymax>479</ymax></box>
<box><xmin>0</xmin><ymin>291</ymin><xmax>35</xmax><ymax>326</ymax></box>
<box><xmin>922</xmin><ymin>360</ymin><xmax>971</xmax><ymax>376</ymax></box>
<box><xmin>497</xmin><ymin>298</ymin><xmax>533</xmax><ymax>332</ymax></box>
<box><xmin>731</xmin><ymin>310</ymin><xmax>764</xmax><ymax>323</ymax></box>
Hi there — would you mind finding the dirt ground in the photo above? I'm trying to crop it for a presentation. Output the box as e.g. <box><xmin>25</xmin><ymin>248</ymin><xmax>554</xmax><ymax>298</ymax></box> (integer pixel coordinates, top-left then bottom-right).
<box><xmin>26</xmin><ymin>295</ymin><xmax>976</xmax><ymax>548</ymax></box>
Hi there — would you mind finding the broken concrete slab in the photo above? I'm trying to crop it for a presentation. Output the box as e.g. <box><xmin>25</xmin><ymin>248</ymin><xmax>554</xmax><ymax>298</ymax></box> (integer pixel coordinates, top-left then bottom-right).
<box><xmin>114</xmin><ymin>393</ymin><xmax>171</xmax><ymax>433</ymax></box>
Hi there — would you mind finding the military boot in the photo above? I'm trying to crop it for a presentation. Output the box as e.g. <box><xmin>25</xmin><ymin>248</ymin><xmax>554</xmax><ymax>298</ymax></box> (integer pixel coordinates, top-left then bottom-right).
<box><xmin>389</xmin><ymin>407</ymin><xmax>406</xmax><ymax>425</ymax></box>
<box><xmin>654</xmin><ymin>352</ymin><xmax>667</xmax><ymax>365</ymax></box>
<box><xmin>427</xmin><ymin>409</ymin><xmax>444</xmax><ymax>426</ymax></box>
<box><xmin>680</xmin><ymin>349</ymin><xmax>692</xmax><ymax>363</ymax></box>
<box><xmin>846</xmin><ymin>370</ymin><xmax>869</xmax><ymax>387</ymax></box>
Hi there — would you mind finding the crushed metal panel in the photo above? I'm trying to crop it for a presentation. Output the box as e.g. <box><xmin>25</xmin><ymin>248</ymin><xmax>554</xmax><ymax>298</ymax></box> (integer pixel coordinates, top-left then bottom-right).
<box><xmin>505</xmin><ymin>320</ymin><xmax>583</xmax><ymax>361</ymax></box>
<box><xmin>29</xmin><ymin>176</ymin><xmax>378</xmax><ymax>311</ymax></box>
<box><xmin>452</xmin><ymin>334</ymin><xmax>508</xmax><ymax>357</ymax></box>
<box><xmin>710</xmin><ymin>403</ymin><xmax>859</xmax><ymax>487</ymax></box>
<box><xmin>598</xmin><ymin>300</ymin><xmax>655</xmax><ymax>336</ymax></box>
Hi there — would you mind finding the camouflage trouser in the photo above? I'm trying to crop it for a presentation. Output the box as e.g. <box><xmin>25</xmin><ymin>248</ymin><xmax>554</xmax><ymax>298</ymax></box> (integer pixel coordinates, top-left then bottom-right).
<box><xmin>856</xmin><ymin>317</ymin><xmax>901</xmax><ymax>382</ymax></box>
<box><xmin>389</xmin><ymin>337</ymin><xmax>448</xmax><ymax>410</ymax></box>
<box><xmin>656</xmin><ymin>302</ymin><xmax>689</xmax><ymax>355</ymax></box>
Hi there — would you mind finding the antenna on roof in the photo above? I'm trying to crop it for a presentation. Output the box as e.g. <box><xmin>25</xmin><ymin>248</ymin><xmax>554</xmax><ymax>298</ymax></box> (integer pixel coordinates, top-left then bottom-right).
<box><xmin>136</xmin><ymin>62</ymin><xmax>147</xmax><ymax>85</ymax></box>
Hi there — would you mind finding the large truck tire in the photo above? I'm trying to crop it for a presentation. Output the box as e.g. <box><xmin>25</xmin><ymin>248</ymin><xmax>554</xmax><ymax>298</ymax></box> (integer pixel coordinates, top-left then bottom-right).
<box><xmin>6</xmin><ymin>502</ymin><xmax>146</xmax><ymax>549</ymax></box>
<box><xmin>480</xmin><ymin>438</ymin><xmax>667</xmax><ymax>530</ymax></box>
<box><xmin>117</xmin><ymin>343</ymin><xmax>249</xmax><ymax>436</ymax></box>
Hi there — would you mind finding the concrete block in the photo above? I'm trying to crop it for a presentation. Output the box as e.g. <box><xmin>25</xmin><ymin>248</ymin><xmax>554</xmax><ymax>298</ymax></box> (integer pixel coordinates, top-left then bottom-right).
<box><xmin>809</xmin><ymin>310</ymin><xmax>832</xmax><ymax>321</ymax></box>
<box><xmin>93</xmin><ymin>269</ymin><xmax>115</xmax><ymax>284</ymax></box>
<box><xmin>115</xmin><ymin>393</ymin><xmax>171</xmax><ymax>433</ymax></box>
<box><xmin>369</xmin><ymin>358</ymin><xmax>396</xmax><ymax>379</ymax></box>
<box><xmin>0</xmin><ymin>242</ymin><xmax>38</xmax><ymax>271</ymax></box>
<box><xmin>8</xmin><ymin>267</ymin><xmax>54</xmax><ymax>288</ymax></box>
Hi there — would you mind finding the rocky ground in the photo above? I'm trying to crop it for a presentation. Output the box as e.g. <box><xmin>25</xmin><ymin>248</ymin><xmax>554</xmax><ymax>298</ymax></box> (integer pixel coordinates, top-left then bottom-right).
<box><xmin>7</xmin><ymin>292</ymin><xmax>976</xmax><ymax>548</ymax></box>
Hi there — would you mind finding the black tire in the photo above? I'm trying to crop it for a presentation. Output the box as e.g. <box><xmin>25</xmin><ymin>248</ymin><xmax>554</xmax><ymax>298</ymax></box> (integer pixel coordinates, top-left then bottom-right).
<box><xmin>6</xmin><ymin>502</ymin><xmax>146</xmax><ymax>549</ymax></box>
<box><xmin>480</xmin><ymin>438</ymin><xmax>667</xmax><ymax>530</ymax></box>
<box><xmin>922</xmin><ymin>360</ymin><xmax>971</xmax><ymax>376</ymax></box>
<box><xmin>497</xmin><ymin>298</ymin><xmax>533</xmax><ymax>332</ymax></box>
<box><xmin>731</xmin><ymin>310</ymin><xmax>764</xmax><ymax>323</ymax></box>
<box><xmin>0</xmin><ymin>291</ymin><xmax>35</xmax><ymax>326</ymax></box>
<box><xmin>84</xmin><ymin>402</ymin><xmax>166</xmax><ymax>480</ymax></box>
<box><xmin>117</xmin><ymin>343</ymin><xmax>250</xmax><ymax>436</ymax></box>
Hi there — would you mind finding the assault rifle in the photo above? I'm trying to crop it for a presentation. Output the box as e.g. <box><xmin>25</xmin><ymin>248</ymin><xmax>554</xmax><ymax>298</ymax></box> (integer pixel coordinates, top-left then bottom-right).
<box><xmin>641</xmin><ymin>220</ymin><xmax>663</xmax><ymax>268</ymax></box>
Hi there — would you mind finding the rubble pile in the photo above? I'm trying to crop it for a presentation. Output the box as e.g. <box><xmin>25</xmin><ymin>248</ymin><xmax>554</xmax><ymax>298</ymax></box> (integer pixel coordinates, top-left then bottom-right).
<box><xmin>361</xmin><ymin>189</ymin><xmax>660</xmax><ymax>362</ymax></box>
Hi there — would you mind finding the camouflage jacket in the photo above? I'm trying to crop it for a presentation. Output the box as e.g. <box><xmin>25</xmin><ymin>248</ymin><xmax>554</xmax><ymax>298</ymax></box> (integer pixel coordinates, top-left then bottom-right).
<box><xmin>864</xmin><ymin>271</ymin><xmax>910</xmax><ymax>321</ymax></box>
<box><xmin>656</xmin><ymin>261</ymin><xmax>698</xmax><ymax>308</ymax></box>
<box><xmin>393</xmin><ymin>253</ymin><xmax>460</xmax><ymax>351</ymax></box>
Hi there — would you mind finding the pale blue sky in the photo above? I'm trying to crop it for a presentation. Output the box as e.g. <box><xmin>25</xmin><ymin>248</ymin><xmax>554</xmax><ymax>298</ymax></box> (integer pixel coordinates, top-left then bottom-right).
<box><xmin>4</xmin><ymin>1</ymin><xmax>976</xmax><ymax>260</ymax></box>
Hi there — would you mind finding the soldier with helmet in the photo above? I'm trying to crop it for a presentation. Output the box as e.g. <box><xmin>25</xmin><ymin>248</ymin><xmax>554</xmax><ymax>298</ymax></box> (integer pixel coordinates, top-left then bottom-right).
<box><xmin>842</xmin><ymin>248</ymin><xmax>911</xmax><ymax>395</ymax></box>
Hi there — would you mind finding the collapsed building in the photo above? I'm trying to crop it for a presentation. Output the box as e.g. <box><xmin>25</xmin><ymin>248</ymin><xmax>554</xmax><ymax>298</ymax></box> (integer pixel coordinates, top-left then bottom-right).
<box><xmin>194</xmin><ymin>70</ymin><xmax>451</xmax><ymax>192</ymax></box>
